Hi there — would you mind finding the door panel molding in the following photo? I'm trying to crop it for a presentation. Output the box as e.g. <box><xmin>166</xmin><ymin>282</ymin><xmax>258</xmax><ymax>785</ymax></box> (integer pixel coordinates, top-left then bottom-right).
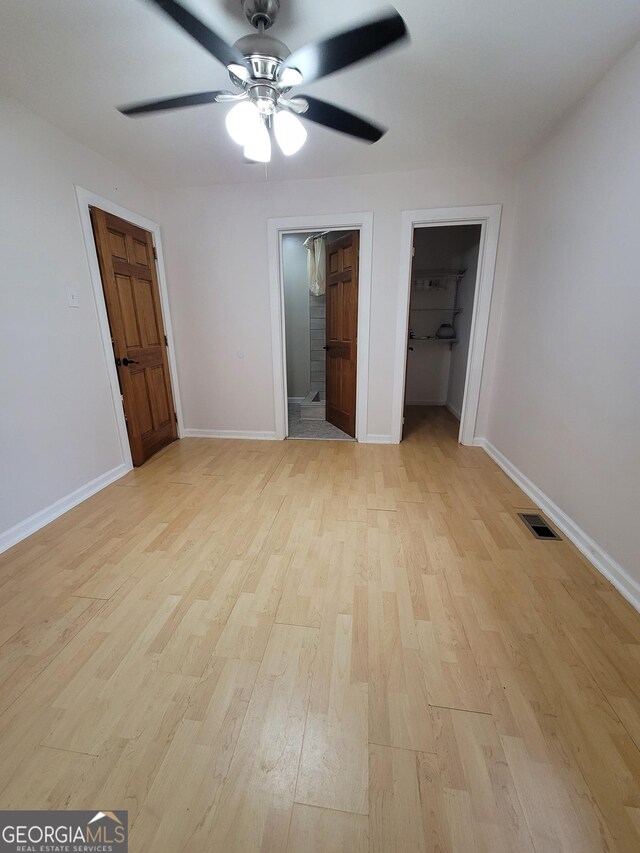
<box><xmin>90</xmin><ymin>207</ymin><xmax>177</xmax><ymax>464</ymax></box>
<box><xmin>75</xmin><ymin>187</ymin><xmax>184</xmax><ymax>471</ymax></box>
<box><xmin>325</xmin><ymin>232</ymin><xmax>359</xmax><ymax>438</ymax></box>
<box><xmin>267</xmin><ymin>212</ymin><xmax>374</xmax><ymax>443</ymax></box>
<box><xmin>392</xmin><ymin>205</ymin><xmax>502</xmax><ymax>446</ymax></box>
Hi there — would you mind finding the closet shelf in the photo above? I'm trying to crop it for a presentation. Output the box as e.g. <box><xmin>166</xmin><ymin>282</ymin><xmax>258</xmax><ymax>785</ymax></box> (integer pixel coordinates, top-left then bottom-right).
<box><xmin>410</xmin><ymin>307</ymin><xmax>462</xmax><ymax>313</ymax></box>
<box><xmin>412</xmin><ymin>268</ymin><xmax>466</xmax><ymax>289</ymax></box>
<box><xmin>413</xmin><ymin>268</ymin><xmax>466</xmax><ymax>276</ymax></box>
<box><xmin>409</xmin><ymin>337</ymin><xmax>459</xmax><ymax>344</ymax></box>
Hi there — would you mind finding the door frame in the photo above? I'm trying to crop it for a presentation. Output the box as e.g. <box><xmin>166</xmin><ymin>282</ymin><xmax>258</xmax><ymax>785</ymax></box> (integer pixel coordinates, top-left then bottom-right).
<box><xmin>75</xmin><ymin>186</ymin><xmax>184</xmax><ymax>470</ymax></box>
<box><xmin>391</xmin><ymin>205</ymin><xmax>502</xmax><ymax>445</ymax></box>
<box><xmin>267</xmin><ymin>212</ymin><xmax>374</xmax><ymax>442</ymax></box>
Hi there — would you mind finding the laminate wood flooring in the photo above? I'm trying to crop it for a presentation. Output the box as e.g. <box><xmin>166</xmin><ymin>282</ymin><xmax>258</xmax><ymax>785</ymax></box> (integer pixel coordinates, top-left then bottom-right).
<box><xmin>1</xmin><ymin>406</ymin><xmax>638</xmax><ymax>852</ymax></box>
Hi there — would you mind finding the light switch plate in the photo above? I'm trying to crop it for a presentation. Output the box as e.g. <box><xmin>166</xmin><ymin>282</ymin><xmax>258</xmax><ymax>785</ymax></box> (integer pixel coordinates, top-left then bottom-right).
<box><xmin>65</xmin><ymin>286</ymin><xmax>79</xmax><ymax>308</ymax></box>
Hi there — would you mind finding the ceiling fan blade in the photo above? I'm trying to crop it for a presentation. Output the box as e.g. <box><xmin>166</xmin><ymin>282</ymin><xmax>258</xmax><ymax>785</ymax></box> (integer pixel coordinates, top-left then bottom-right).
<box><xmin>281</xmin><ymin>7</ymin><xmax>407</xmax><ymax>86</ymax></box>
<box><xmin>119</xmin><ymin>90</ymin><xmax>228</xmax><ymax>116</ymax></box>
<box><xmin>146</xmin><ymin>0</ymin><xmax>249</xmax><ymax>70</ymax></box>
<box><xmin>295</xmin><ymin>95</ymin><xmax>386</xmax><ymax>143</ymax></box>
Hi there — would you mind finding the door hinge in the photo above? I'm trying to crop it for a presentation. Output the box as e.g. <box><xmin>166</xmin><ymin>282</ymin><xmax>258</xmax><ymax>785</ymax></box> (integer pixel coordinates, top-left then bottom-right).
<box><xmin>412</xmin><ymin>246</ymin><xmax>415</xmax><ymax>257</ymax></box>
<box><xmin>174</xmin><ymin>411</ymin><xmax>178</xmax><ymax>424</ymax></box>
<box><xmin>164</xmin><ymin>334</ymin><xmax>168</xmax><ymax>346</ymax></box>
<box><xmin>153</xmin><ymin>246</ymin><xmax>158</xmax><ymax>260</ymax></box>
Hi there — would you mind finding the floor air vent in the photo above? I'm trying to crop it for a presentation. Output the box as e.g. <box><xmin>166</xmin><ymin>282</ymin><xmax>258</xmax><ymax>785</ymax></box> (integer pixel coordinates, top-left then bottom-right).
<box><xmin>518</xmin><ymin>513</ymin><xmax>561</xmax><ymax>541</ymax></box>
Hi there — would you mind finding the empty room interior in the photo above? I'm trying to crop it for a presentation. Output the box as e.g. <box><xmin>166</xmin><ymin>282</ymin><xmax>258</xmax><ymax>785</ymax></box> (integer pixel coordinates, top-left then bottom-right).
<box><xmin>1</xmin><ymin>1</ymin><xmax>639</xmax><ymax>851</ymax></box>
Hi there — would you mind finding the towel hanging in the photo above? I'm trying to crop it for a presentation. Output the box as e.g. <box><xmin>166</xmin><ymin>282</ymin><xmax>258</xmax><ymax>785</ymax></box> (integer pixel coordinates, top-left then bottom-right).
<box><xmin>304</xmin><ymin>234</ymin><xmax>326</xmax><ymax>296</ymax></box>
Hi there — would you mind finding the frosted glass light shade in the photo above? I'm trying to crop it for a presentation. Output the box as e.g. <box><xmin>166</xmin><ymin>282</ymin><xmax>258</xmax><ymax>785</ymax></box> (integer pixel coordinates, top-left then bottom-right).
<box><xmin>225</xmin><ymin>101</ymin><xmax>260</xmax><ymax>146</ymax></box>
<box><xmin>244</xmin><ymin>122</ymin><xmax>271</xmax><ymax>162</ymax></box>
<box><xmin>279</xmin><ymin>67</ymin><xmax>303</xmax><ymax>87</ymax></box>
<box><xmin>274</xmin><ymin>109</ymin><xmax>307</xmax><ymax>156</ymax></box>
<box><xmin>228</xmin><ymin>63</ymin><xmax>251</xmax><ymax>81</ymax></box>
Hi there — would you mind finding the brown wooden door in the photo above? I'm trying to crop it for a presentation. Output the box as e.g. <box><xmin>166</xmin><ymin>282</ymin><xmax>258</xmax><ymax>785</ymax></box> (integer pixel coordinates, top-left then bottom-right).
<box><xmin>90</xmin><ymin>207</ymin><xmax>178</xmax><ymax>466</ymax></box>
<box><xmin>325</xmin><ymin>231</ymin><xmax>359</xmax><ymax>438</ymax></box>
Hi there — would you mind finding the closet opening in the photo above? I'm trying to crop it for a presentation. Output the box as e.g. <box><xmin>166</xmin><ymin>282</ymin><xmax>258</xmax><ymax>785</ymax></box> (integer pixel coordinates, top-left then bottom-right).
<box><xmin>402</xmin><ymin>223</ymin><xmax>482</xmax><ymax>440</ymax></box>
<box><xmin>282</xmin><ymin>229</ymin><xmax>359</xmax><ymax>441</ymax></box>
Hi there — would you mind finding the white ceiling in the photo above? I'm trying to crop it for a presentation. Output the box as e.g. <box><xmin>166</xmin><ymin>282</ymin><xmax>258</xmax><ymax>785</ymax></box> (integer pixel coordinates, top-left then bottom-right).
<box><xmin>1</xmin><ymin>0</ymin><xmax>640</xmax><ymax>187</ymax></box>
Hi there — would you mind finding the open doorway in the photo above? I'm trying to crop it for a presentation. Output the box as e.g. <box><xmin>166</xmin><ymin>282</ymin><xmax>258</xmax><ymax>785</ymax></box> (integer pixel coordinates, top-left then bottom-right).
<box><xmin>269</xmin><ymin>212</ymin><xmax>373</xmax><ymax>442</ymax></box>
<box><xmin>403</xmin><ymin>224</ymin><xmax>481</xmax><ymax>439</ymax></box>
<box><xmin>392</xmin><ymin>205</ymin><xmax>502</xmax><ymax>445</ymax></box>
<box><xmin>282</xmin><ymin>229</ymin><xmax>358</xmax><ymax>440</ymax></box>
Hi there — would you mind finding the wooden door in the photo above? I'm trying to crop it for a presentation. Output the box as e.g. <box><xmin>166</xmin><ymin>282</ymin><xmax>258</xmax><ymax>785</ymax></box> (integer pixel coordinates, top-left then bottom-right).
<box><xmin>325</xmin><ymin>232</ymin><xmax>359</xmax><ymax>437</ymax></box>
<box><xmin>90</xmin><ymin>207</ymin><xmax>178</xmax><ymax>466</ymax></box>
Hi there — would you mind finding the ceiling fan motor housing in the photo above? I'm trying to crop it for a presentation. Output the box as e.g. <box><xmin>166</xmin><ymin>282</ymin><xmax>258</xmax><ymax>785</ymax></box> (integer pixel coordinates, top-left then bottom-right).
<box><xmin>230</xmin><ymin>33</ymin><xmax>291</xmax><ymax>96</ymax></box>
<box><xmin>241</xmin><ymin>0</ymin><xmax>280</xmax><ymax>31</ymax></box>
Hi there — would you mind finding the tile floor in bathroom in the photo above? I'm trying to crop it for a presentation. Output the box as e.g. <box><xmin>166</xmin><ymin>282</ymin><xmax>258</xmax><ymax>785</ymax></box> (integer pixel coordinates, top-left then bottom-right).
<box><xmin>287</xmin><ymin>400</ymin><xmax>353</xmax><ymax>441</ymax></box>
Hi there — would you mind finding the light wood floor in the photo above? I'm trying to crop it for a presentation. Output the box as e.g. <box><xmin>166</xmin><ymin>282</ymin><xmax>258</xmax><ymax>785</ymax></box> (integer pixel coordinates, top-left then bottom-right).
<box><xmin>1</xmin><ymin>406</ymin><xmax>639</xmax><ymax>852</ymax></box>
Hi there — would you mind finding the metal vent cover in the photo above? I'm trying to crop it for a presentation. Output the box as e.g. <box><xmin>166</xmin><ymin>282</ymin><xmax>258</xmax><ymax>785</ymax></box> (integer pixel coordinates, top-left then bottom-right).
<box><xmin>518</xmin><ymin>513</ymin><xmax>561</xmax><ymax>541</ymax></box>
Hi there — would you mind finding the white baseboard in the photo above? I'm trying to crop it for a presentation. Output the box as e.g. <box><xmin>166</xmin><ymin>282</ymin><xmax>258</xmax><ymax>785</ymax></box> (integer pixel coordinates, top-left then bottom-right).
<box><xmin>0</xmin><ymin>464</ymin><xmax>128</xmax><ymax>555</ymax></box>
<box><xmin>446</xmin><ymin>401</ymin><xmax>462</xmax><ymax>420</ymax></box>
<box><xmin>183</xmin><ymin>429</ymin><xmax>279</xmax><ymax>441</ymax></box>
<box><xmin>364</xmin><ymin>434</ymin><xmax>395</xmax><ymax>444</ymax></box>
<box><xmin>478</xmin><ymin>438</ymin><xmax>640</xmax><ymax>613</ymax></box>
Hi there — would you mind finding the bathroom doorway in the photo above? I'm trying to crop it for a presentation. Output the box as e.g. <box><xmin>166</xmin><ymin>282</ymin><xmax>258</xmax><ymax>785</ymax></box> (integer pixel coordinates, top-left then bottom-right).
<box><xmin>282</xmin><ymin>229</ymin><xmax>358</xmax><ymax>440</ymax></box>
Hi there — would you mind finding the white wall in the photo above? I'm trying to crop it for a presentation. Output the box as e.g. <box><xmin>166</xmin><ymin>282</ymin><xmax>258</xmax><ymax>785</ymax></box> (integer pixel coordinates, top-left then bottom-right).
<box><xmin>447</xmin><ymin>228</ymin><xmax>481</xmax><ymax>417</ymax></box>
<box><xmin>0</xmin><ymin>96</ymin><xmax>158</xmax><ymax>541</ymax></box>
<box><xmin>488</xmin><ymin>41</ymin><xmax>640</xmax><ymax>596</ymax></box>
<box><xmin>157</xmin><ymin>167</ymin><xmax>515</xmax><ymax>439</ymax></box>
<box><xmin>282</xmin><ymin>233</ymin><xmax>311</xmax><ymax>399</ymax></box>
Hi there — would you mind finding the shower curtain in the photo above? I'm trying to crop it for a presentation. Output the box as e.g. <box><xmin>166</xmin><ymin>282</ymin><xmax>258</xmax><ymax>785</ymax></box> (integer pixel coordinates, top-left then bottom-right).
<box><xmin>304</xmin><ymin>235</ymin><xmax>326</xmax><ymax>296</ymax></box>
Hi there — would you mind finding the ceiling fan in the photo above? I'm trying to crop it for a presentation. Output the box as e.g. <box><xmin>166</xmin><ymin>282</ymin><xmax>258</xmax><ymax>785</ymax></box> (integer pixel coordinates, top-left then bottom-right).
<box><xmin>118</xmin><ymin>0</ymin><xmax>409</xmax><ymax>162</ymax></box>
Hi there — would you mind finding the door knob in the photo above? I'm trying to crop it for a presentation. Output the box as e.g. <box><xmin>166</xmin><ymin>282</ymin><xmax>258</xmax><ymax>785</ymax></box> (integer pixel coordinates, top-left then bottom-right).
<box><xmin>323</xmin><ymin>345</ymin><xmax>333</xmax><ymax>351</ymax></box>
<box><xmin>121</xmin><ymin>357</ymin><xmax>139</xmax><ymax>366</ymax></box>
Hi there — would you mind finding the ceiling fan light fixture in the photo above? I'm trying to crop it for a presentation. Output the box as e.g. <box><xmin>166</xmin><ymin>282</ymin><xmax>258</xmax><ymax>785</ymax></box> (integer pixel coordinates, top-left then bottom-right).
<box><xmin>279</xmin><ymin>66</ymin><xmax>303</xmax><ymax>87</ymax></box>
<box><xmin>225</xmin><ymin>100</ymin><xmax>260</xmax><ymax>145</ymax></box>
<box><xmin>119</xmin><ymin>1</ymin><xmax>408</xmax><ymax>163</ymax></box>
<box><xmin>256</xmin><ymin>97</ymin><xmax>276</xmax><ymax>116</ymax></box>
<box><xmin>244</xmin><ymin>120</ymin><xmax>272</xmax><ymax>162</ymax></box>
<box><xmin>274</xmin><ymin>109</ymin><xmax>307</xmax><ymax>156</ymax></box>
